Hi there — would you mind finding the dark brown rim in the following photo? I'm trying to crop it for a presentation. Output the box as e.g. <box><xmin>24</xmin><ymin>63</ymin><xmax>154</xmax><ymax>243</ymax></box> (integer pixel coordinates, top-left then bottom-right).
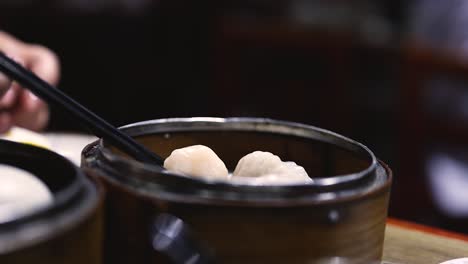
<box><xmin>0</xmin><ymin>140</ymin><xmax>101</xmax><ymax>254</ymax></box>
<box><xmin>82</xmin><ymin>117</ymin><xmax>391</xmax><ymax>206</ymax></box>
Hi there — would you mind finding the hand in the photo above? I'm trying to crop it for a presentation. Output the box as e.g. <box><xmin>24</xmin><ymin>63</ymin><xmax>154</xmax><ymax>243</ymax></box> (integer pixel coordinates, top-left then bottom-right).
<box><xmin>0</xmin><ymin>31</ymin><xmax>60</xmax><ymax>133</ymax></box>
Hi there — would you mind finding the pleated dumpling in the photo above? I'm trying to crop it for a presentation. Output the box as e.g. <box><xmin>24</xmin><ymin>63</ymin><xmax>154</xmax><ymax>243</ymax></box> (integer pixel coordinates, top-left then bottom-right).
<box><xmin>232</xmin><ymin>151</ymin><xmax>311</xmax><ymax>185</ymax></box>
<box><xmin>164</xmin><ymin>145</ymin><xmax>229</xmax><ymax>180</ymax></box>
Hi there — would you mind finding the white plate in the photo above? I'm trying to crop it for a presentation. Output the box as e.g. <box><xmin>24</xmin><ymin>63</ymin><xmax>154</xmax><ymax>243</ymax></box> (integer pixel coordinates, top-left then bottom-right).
<box><xmin>44</xmin><ymin>133</ymin><xmax>97</xmax><ymax>166</ymax></box>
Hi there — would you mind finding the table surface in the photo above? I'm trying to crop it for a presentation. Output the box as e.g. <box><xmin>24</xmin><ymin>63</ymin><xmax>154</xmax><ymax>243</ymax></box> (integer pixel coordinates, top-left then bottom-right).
<box><xmin>383</xmin><ymin>218</ymin><xmax>468</xmax><ymax>264</ymax></box>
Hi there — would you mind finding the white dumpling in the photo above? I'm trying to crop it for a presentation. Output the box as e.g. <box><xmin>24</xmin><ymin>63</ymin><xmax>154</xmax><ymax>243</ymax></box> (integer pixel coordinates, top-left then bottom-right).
<box><xmin>233</xmin><ymin>151</ymin><xmax>311</xmax><ymax>184</ymax></box>
<box><xmin>275</xmin><ymin>161</ymin><xmax>310</xmax><ymax>180</ymax></box>
<box><xmin>233</xmin><ymin>151</ymin><xmax>282</xmax><ymax>177</ymax></box>
<box><xmin>231</xmin><ymin>173</ymin><xmax>311</xmax><ymax>185</ymax></box>
<box><xmin>164</xmin><ymin>145</ymin><xmax>229</xmax><ymax>180</ymax></box>
<box><xmin>0</xmin><ymin>164</ymin><xmax>53</xmax><ymax>223</ymax></box>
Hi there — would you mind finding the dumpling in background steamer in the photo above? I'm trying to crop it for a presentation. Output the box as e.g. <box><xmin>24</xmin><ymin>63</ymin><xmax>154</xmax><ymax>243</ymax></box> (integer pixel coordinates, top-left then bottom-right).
<box><xmin>164</xmin><ymin>145</ymin><xmax>229</xmax><ymax>180</ymax></box>
<box><xmin>232</xmin><ymin>151</ymin><xmax>311</xmax><ymax>185</ymax></box>
<box><xmin>0</xmin><ymin>164</ymin><xmax>53</xmax><ymax>223</ymax></box>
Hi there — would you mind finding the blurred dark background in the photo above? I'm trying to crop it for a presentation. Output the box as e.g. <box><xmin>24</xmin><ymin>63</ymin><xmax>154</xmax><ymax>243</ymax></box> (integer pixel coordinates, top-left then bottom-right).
<box><xmin>3</xmin><ymin>0</ymin><xmax>468</xmax><ymax>234</ymax></box>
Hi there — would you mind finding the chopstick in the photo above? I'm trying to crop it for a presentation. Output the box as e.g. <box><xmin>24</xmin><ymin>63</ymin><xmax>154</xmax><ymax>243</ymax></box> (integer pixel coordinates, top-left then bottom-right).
<box><xmin>0</xmin><ymin>52</ymin><xmax>164</xmax><ymax>166</ymax></box>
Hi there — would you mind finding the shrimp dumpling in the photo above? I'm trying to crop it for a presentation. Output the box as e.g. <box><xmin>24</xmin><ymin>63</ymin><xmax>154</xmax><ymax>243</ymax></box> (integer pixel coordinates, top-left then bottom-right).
<box><xmin>231</xmin><ymin>172</ymin><xmax>310</xmax><ymax>185</ymax></box>
<box><xmin>233</xmin><ymin>151</ymin><xmax>311</xmax><ymax>185</ymax></box>
<box><xmin>233</xmin><ymin>151</ymin><xmax>282</xmax><ymax>177</ymax></box>
<box><xmin>164</xmin><ymin>145</ymin><xmax>229</xmax><ymax>180</ymax></box>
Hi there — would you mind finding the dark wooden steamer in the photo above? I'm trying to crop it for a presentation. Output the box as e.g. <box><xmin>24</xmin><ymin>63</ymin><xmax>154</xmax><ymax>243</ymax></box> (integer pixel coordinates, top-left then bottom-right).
<box><xmin>82</xmin><ymin>118</ymin><xmax>392</xmax><ymax>264</ymax></box>
<box><xmin>0</xmin><ymin>140</ymin><xmax>103</xmax><ymax>264</ymax></box>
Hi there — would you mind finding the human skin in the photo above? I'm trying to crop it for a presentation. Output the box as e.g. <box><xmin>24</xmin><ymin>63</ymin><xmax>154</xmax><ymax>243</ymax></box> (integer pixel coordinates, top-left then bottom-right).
<box><xmin>0</xmin><ymin>31</ymin><xmax>60</xmax><ymax>133</ymax></box>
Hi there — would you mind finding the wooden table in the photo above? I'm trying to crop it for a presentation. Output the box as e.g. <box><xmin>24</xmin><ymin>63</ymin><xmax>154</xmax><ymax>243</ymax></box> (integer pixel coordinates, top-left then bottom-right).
<box><xmin>383</xmin><ymin>218</ymin><xmax>468</xmax><ymax>264</ymax></box>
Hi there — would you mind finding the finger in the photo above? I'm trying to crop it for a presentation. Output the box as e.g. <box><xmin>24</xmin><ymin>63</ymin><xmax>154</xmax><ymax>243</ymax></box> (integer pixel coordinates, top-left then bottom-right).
<box><xmin>0</xmin><ymin>72</ymin><xmax>11</xmax><ymax>98</ymax></box>
<box><xmin>11</xmin><ymin>90</ymin><xmax>49</xmax><ymax>131</ymax></box>
<box><xmin>0</xmin><ymin>84</ymin><xmax>19</xmax><ymax>109</ymax></box>
<box><xmin>0</xmin><ymin>56</ymin><xmax>24</xmax><ymax>109</ymax></box>
<box><xmin>0</xmin><ymin>31</ymin><xmax>23</xmax><ymax>55</ymax></box>
<box><xmin>25</xmin><ymin>45</ymin><xmax>60</xmax><ymax>85</ymax></box>
<box><xmin>0</xmin><ymin>112</ymin><xmax>12</xmax><ymax>134</ymax></box>
<box><xmin>0</xmin><ymin>53</ymin><xmax>20</xmax><ymax>99</ymax></box>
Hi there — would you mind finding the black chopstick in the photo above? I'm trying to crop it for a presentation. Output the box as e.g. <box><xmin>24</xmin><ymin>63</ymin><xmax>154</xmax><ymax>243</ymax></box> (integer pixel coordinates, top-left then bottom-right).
<box><xmin>0</xmin><ymin>52</ymin><xmax>164</xmax><ymax>166</ymax></box>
